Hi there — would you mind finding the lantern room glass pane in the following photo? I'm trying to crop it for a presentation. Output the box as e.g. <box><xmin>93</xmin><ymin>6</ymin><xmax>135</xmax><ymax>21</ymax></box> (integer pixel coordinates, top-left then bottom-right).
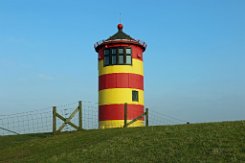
<box><xmin>111</xmin><ymin>48</ymin><xmax>117</xmax><ymax>65</ymax></box>
<box><xmin>104</xmin><ymin>49</ymin><xmax>109</xmax><ymax>56</ymax></box>
<box><xmin>111</xmin><ymin>48</ymin><xmax>117</xmax><ymax>55</ymax></box>
<box><xmin>104</xmin><ymin>56</ymin><xmax>110</xmax><ymax>66</ymax></box>
<box><xmin>112</xmin><ymin>55</ymin><xmax>117</xmax><ymax>65</ymax></box>
<box><xmin>126</xmin><ymin>56</ymin><xmax>131</xmax><ymax>64</ymax></box>
<box><xmin>118</xmin><ymin>56</ymin><xmax>124</xmax><ymax>64</ymax></box>
<box><xmin>118</xmin><ymin>48</ymin><xmax>124</xmax><ymax>54</ymax></box>
<box><xmin>126</xmin><ymin>48</ymin><xmax>131</xmax><ymax>55</ymax></box>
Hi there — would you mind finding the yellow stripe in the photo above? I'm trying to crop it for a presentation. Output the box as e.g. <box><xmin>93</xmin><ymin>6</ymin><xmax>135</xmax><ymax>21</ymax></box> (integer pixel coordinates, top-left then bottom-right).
<box><xmin>99</xmin><ymin>120</ymin><xmax>144</xmax><ymax>129</ymax></box>
<box><xmin>99</xmin><ymin>59</ymin><xmax>143</xmax><ymax>76</ymax></box>
<box><xmin>99</xmin><ymin>88</ymin><xmax>144</xmax><ymax>105</ymax></box>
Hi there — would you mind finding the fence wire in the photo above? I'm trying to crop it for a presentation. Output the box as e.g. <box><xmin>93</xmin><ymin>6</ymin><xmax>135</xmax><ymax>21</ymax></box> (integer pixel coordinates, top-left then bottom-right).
<box><xmin>0</xmin><ymin>101</ymin><xmax>187</xmax><ymax>136</ymax></box>
<box><xmin>0</xmin><ymin>109</ymin><xmax>52</xmax><ymax>136</ymax></box>
<box><xmin>0</xmin><ymin>102</ymin><xmax>244</xmax><ymax>162</ymax></box>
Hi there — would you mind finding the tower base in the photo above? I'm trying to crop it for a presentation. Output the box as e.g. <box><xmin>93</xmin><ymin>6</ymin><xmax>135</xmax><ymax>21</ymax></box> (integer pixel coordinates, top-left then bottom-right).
<box><xmin>99</xmin><ymin>120</ymin><xmax>144</xmax><ymax>129</ymax></box>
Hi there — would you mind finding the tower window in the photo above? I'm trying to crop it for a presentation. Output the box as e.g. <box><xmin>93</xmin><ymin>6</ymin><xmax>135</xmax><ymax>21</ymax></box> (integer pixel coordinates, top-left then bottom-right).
<box><xmin>111</xmin><ymin>48</ymin><xmax>117</xmax><ymax>65</ymax></box>
<box><xmin>132</xmin><ymin>90</ymin><xmax>139</xmax><ymax>102</ymax></box>
<box><xmin>126</xmin><ymin>48</ymin><xmax>131</xmax><ymax>54</ymax></box>
<box><xmin>103</xmin><ymin>47</ymin><xmax>132</xmax><ymax>66</ymax></box>
<box><xmin>118</xmin><ymin>48</ymin><xmax>124</xmax><ymax>64</ymax></box>
<box><xmin>104</xmin><ymin>49</ymin><xmax>110</xmax><ymax>66</ymax></box>
<box><xmin>118</xmin><ymin>48</ymin><xmax>124</xmax><ymax>54</ymax></box>
<box><xmin>126</xmin><ymin>48</ymin><xmax>132</xmax><ymax>64</ymax></box>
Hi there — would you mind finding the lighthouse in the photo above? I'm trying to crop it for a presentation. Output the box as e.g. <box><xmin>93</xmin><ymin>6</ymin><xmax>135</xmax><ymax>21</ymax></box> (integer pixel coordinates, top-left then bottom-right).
<box><xmin>94</xmin><ymin>24</ymin><xmax>147</xmax><ymax>129</ymax></box>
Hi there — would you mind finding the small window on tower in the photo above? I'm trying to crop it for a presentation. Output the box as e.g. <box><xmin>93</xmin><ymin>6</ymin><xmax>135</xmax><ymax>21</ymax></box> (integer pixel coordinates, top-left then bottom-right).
<box><xmin>132</xmin><ymin>90</ymin><xmax>139</xmax><ymax>102</ymax></box>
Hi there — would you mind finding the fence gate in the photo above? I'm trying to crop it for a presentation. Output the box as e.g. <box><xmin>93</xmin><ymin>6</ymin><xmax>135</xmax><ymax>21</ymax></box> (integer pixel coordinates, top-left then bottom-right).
<box><xmin>52</xmin><ymin>101</ymin><xmax>82</xmax><ymax>133</ymax></box>
<box><xmin>123</xmin><ymin>103</ymin><xmax>149</xmax><ymax>128</ymax></box>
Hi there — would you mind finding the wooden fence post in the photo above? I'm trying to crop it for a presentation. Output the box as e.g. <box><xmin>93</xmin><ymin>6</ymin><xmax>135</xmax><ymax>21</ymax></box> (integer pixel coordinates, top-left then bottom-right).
<box><xmin>145</xmin><ymin>108</ymin><xmax>149</xmax><ymax>127</ymax></box>
<box><xmin>78</xmin><ymin>101</ymin><xmax>82</xmax><ymax>130</ymax></box>
<box><xmin>52</xmin><ymin>106</ymin><xmax>57</xmax><ymax>133</ymax></box>
<box><xmin>124</xmin><ymin>103</ymin><xmax>128</xmax><ymax>128</ymax></box>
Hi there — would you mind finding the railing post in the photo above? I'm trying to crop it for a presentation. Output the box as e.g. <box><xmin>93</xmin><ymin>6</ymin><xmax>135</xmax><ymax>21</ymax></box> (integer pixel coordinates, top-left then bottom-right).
<box><xmin>124</xmin><ymin>103</ymin><xmax>128</xmax><ymax>128</ymax></box>
<box><xmin>145</xmin><ymin>108</ymin><xmax>149</xmax><ymax>127</ymax></box>
<box><xmin>78</xmin><ymin>101</ymin><xmax>82</xmax><ymax>130</ymax></box>
<box><xmin>52</xmin><ymin>106</ymin><xmax>57</xmax><ymax>134</ymax></box>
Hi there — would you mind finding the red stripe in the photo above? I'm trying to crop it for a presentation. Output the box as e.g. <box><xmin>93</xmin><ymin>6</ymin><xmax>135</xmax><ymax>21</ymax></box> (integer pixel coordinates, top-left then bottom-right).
<box><xmin>99</xmin><ymin>104</ymin><xmax>144</xmax><ymax>121</ymax></box>
<box><xmin>99</xmin><ymin>73</ymin><xmax>144</xmax><ymax>90</ymax></box>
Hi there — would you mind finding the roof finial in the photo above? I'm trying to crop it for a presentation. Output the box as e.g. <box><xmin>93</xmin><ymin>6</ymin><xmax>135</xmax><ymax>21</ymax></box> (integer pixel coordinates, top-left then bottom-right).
<box><xmin>117</xmin><ymin>24</ymin><xmax>123</xmax><ymax>31</ymax></box>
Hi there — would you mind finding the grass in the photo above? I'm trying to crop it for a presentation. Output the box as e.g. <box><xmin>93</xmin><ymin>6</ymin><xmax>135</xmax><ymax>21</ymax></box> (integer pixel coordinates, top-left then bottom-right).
<box><xmin>0</xmin><ymin>121</ymin><xmax>245</xmax><ymax>163</ymax></box>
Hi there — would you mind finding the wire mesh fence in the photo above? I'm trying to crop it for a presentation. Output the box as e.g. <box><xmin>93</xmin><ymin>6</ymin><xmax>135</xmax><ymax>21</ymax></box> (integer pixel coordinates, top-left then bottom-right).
<box><xmin>0</xmin><ymin>101</ymin><xmax>97</xmax><ymax>136</ymax></box>
<box><xmin>0</xmin><ymin>108</ymin><xmax>52</xmax><ymax>136</ymax></box>
<box><xmin>1</xmin><ymin>102</ymin><xmax>244</xmax><ymax>162</ymax></box>
<box><xmin>0</xmin><ymin>100</ymin><xmax>187</xmax><ymax>136</ymax></box>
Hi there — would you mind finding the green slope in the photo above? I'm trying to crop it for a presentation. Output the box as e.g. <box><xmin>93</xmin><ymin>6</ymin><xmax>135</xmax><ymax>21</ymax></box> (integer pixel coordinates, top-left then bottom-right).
<box><xmin>0</xmin><ymin>121</ymin><xmax>245</xmax><ymax>163</ymax></box>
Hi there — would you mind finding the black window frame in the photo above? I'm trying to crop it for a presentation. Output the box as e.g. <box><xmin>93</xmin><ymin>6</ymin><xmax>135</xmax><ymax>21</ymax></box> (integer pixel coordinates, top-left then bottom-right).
<box><xmin>132</xmin><ymin>90</ymin><xmax>139</xmax><ymax>102</ymax></box>
<box><xmin>103</xmin><ymin>47</ymin><xmax>132</xmax><ymax>66</ymax></box>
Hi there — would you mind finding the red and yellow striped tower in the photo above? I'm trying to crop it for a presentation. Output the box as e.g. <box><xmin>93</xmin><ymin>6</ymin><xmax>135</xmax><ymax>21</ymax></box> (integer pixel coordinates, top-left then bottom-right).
<box><xmin>94</xmin><ymin>24</ymin><xmax>147</xmax><ymax>129</ymax></box>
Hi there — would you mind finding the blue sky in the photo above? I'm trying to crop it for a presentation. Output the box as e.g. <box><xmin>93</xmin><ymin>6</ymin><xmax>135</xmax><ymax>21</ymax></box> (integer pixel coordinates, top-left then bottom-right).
<box><xmin>0</xmin><ymin>0</ymin><xmax>244</xmax><ymax>123</ymax></box>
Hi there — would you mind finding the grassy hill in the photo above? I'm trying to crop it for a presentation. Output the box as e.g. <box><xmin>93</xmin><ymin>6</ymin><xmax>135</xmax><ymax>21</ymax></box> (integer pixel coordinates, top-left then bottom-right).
<box><xmin>0</xmin><ymin>121</ymin><xmax>245</xmax><ymax>163</ymax></box>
